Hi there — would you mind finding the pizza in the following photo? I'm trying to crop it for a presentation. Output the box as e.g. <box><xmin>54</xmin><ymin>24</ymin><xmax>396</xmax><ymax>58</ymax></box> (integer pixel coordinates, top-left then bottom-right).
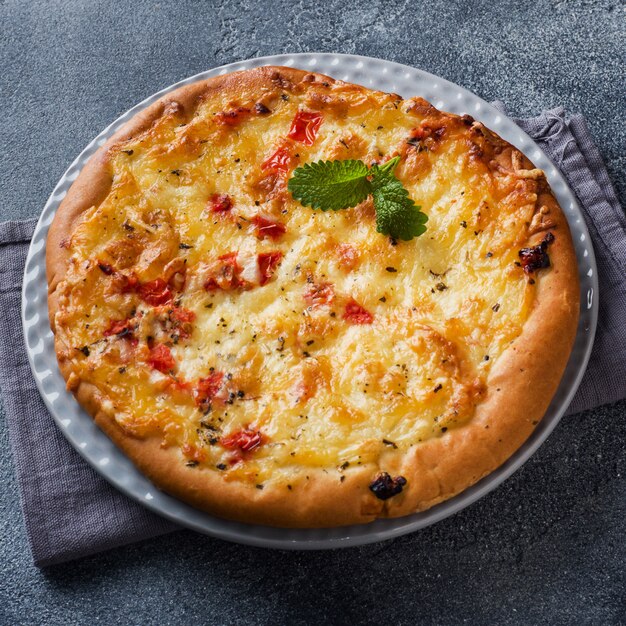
<box><xmin>46</xmin><ymin>66</ymin><xmax>579</xmax><ymax>527</ymax></box>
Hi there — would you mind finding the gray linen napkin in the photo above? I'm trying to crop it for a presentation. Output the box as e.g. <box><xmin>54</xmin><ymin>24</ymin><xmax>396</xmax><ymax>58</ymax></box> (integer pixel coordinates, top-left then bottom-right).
<box><xmin>496</xmin><ymin>104</ymin><xmax>626</xmax><ymax>414</ymax></box>
<box><xmin>0</xmin><ymin>221</ymin><xmax>179</xmax><ymax>567</ymax></box>
<box><xmin>1</xmin><ymin>107</ymin><xmax>624</xmax><ymax>567</ymax></box>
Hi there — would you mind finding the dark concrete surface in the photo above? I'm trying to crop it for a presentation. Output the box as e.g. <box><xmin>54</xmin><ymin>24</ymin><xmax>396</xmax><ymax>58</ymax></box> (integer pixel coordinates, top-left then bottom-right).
<box><xmin>1</xmin><ymin>0</ymin><xmax>624</xmax><ymax>623</ymax></box>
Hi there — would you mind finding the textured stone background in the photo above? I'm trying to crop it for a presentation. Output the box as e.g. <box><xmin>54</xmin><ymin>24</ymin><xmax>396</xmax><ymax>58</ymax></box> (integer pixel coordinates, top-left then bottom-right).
<box><xmin>1</xmin><ymin>0</ymin><xmax>624</xmax><ymax>624</ymax></box>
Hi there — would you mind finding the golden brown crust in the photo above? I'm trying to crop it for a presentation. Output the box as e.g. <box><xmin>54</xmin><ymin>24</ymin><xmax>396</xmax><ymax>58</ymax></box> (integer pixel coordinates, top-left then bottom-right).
<box><xmin>47</xmin><ymin>66</ymin><xmax>579</xmax><ymax>527</ymax></box>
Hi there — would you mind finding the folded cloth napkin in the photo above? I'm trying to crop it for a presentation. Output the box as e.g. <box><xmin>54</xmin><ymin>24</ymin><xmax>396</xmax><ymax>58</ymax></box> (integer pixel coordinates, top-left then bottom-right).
<box><xmin>1</xmin><ymin>107</ymin><xmax>624</xmax><ymax>567</ymax></box>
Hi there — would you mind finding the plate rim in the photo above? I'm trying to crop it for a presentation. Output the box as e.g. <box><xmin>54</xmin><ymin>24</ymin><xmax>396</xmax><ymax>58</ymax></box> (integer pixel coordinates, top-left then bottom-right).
<box><xmin>21</xmin><ymin>52</ymin><xmax>598</xmax><ymax>550</ymax></box>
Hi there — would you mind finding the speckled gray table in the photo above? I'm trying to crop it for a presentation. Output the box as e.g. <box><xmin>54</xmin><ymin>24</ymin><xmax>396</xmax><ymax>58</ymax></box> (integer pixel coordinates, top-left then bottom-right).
<box><xmin>1</xmin><ymin>1</ymin><xmax>624</xmax><ymax>624</ymax></box>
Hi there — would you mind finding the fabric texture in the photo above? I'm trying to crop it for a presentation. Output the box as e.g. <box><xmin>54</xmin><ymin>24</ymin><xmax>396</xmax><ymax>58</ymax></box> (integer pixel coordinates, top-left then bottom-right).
<box><xmin>0</xmin><ymin>221</ymin><xmax>179</xmax><ymax>568</ymax></box>
<box><xmin>500</xmin><ymin>105</ymin><xmax>626</xmax><ymax>415</ymax></box>
<box><xmin>0</xmin><ymin>107</ymin><xmax>623</xmax><ymax>567</ymax></box>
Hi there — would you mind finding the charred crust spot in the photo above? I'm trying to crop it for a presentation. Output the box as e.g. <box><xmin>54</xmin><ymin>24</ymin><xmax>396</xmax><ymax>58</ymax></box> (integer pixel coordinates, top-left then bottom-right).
<box><xmin>97</xmin><ymin>262</ymin><xmax>114</xmax><ymax>275</ymax></box>
<box><xmin>469</xmin><ymin>143</ymin><xmax>484</xmax><ymax>159</ymax></box>
<box><xmin>519</xmin><ymin>232</ymin><xmax>555</xmax><ymax>274</ymax></box>
<box><xmin>369</xmin><ymin>472</ymin><xmax>407</xmax><ymax>500</ymax></box>
<box><xmin>461</xmin><ymin>114</ymin><xmax>475</xmax><ymax>126</ymax></box>
<box><xmin>270</xmin><ymin>71</ymin><xmax>293</xmax><ymax>90</ymax></box>
<box><xmin>254</xmin><ymin>102</ymin><xmax>271</xmax><ymax>115</ymax></box>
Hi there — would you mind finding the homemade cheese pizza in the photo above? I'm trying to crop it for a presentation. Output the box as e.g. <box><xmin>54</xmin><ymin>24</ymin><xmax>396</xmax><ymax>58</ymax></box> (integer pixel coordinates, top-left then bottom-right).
<box><xmin>47</xmin><ymin>66</ymin><xmax>579</xmax><ymax>526</ymax></box>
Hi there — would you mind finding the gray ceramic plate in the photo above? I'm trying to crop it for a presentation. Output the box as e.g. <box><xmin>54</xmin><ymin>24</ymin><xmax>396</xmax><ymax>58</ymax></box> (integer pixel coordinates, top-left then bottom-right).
<box><xmin>22</xmin><ymin>53</ymin><xmax>598</xmax><ymax>549</ymax></box>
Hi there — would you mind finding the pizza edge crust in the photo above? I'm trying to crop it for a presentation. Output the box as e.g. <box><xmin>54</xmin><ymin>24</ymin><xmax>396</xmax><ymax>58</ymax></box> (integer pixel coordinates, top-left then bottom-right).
<box><xmin>46</xmin><ymin>66</ymin><xmax>580</xmax><ymax>527</ymax></box>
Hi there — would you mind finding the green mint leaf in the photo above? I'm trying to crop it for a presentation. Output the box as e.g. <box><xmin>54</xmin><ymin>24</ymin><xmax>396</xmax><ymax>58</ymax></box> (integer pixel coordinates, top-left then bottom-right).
<box><xmin>287</xmin><ymin>159</ymin><xmax>371</xmax><ymax>211</ymax></box>
<box><xmin>288</xmin><ymin>156</ymin><xmax>428</xmax><ymax>241</ymax></box>
<box><xmin>370</xmin><ymin>165</ymin><xmax>428</xmax><ymax>241</ymax></box>
<box><xmin>376</xmin><ymin>155</ymin><xmax>401</xmax><ymax>176</ymax></box>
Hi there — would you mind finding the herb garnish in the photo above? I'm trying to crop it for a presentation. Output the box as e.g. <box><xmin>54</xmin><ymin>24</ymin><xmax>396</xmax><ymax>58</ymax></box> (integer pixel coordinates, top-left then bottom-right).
<box><xmin>288</xmin><ymin>156</ymin><xmax>428</xmax><ymax>241</ymax></box>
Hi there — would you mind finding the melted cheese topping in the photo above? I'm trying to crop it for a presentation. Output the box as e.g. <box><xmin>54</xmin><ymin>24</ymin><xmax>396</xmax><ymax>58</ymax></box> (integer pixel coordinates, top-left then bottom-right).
<box><xmin>54</xmin><ymin>74</ymin><xmax>544</xmax><ymax>485</ymax></box>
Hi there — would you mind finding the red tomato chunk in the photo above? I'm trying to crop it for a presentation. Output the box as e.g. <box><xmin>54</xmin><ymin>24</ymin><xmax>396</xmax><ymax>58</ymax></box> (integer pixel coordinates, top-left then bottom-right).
<box><xmin>138</xmin><ymin>278</ymin><xmax>173</xmax><ymax>306</ymax></box>
<box><xmin>170</xmin><ymin>307</ymin><xmax>196</xmax><ymax>324</ymax></box>
<box><xmin>258</xmin><ymin>251</ymin><xmax>283</xmax><ymax>286</ymax></box>
<box><xmin>261</xmin><ymin>146</ymin><xmax>292</xmax><ymax>173</ymax></box>
<box><xmin>343</xmin><ymin>299</ymin><xmax>373</xmax><ymax>324</ymax></box>
<box><xmin>251</xmin><ymin>216</ymin><xmax>286</xmax><ymax>240</ymax></box>
<box><xmin>148</xmin><ymin>344</ymin><xmax>175</xmax><ymax>373</ymax></box>
<box><xmin>209</xmin><ymin>193</ymin><xmax>233</xmax><ymax>213</ymax></box>
<box><xmin>221</xmin><ymin>427</ymin><xmax>265</xmax><ymax>452</ymax></box>
<box><xmin>104</xmin><ymin>318</ymin><xmax>134</xmax><ymax>338</ymax></box>
<box><xmin>287</xmin><ymin>111</ymin><xmax>323</xmax><ymax>146</ymax></box>
<box><xmin>204</xmin><ymin>253</ymin><xmax>243</xmax><ymax>291</ymax></box>
<box><xmin>194</xmin><ymin>372</ymin><xmax>225</xmax><ymax>406</ymax></box>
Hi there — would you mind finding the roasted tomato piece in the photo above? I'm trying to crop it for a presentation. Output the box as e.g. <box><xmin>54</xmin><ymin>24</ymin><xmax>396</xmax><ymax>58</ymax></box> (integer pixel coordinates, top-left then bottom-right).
<box><xmin>519</xmin><ymin>232</ymin><xmax>555</xmax><ymax>274</ymax></box>
<box><xmin>138</xmin><ymin>278</ymin><xmax>173</xmax><ymax>306</ymax></box>
<box><xmin>343</xmin><ymin>299</ymin><xmax>373</xmax><ymax>324</ymax></box>
<box><xmin>261</xmin><ymin>146</ymin><xmax>292</xmax><ymax>173</ymax></box>
<box><xmin>303</xmin><ymin>282</ymin><xmax>335</xmax><ymax>307</ymax></box>
<box><xmin>369</xmin><ymin>473</ymin><xmax>407</xmax><ymax>500</ymax></box>
<box><xmin>170</xmin><ymin>307</ymin><xmax>196</xmax><ymax>324</ymax></box>
<box><xmin>215</xmin><ymin>106</ymin><xmax>251</xmax><ymax>126</ymax></box>
<box><xmin>251</xmin><ymin>215</ymin><xmax>286</xmax><ymax>240</ymax></box>
<box><xmin>204</xmin><ymin>252</ymin><xmax>242</xmax><ymax>291</ymax></box>
<box><xmin>221</xmin><ymin>427</ymin><xmax>265</xmax><ymax>453</ymax></box>
<box><xmin>258</xmin><ymin>251</ymin><xmax>283</xmax><ymax>286</ymax></box>
<box><xmin>104</xmin><ymin>318</ymin><xmax>135</xmax><ymax>339</ymax></box>
<box><xmin>194</xmin><ymin>371</ymin><xmax>224</xmax><ymax>407</ymax></box>
<box><xmin>208</xmin><ymin>193</ymin><xmax>233</xmax><ymax>213</ymax></box>
<box><xmin>287</xmin><ymin>111</ymin><xmax>323</xmax><ymax>146</ymax></box>
<box><xmin>167</xmin><ymin>306</ymin><xmax>196</xmax><ymax>340</ymax></box>
<box><xmin>148</xmin><ymin>344</ymin><xmax>176</xmax><ymax>374</ymax></box>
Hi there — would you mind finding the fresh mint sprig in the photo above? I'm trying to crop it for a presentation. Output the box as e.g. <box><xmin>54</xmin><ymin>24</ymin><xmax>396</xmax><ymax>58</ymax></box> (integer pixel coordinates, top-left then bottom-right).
<box><xmin>288</xmin><ymin>156</ymin><xmax>427</xmax><ymax>241</ymax></box>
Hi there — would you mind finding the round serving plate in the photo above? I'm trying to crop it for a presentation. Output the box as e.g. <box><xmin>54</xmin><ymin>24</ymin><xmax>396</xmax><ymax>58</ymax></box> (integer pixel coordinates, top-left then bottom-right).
<box><xmin>22</xmin><ymin>53</ymin><xmax>598</xmax><ymax>549</ymax></box>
